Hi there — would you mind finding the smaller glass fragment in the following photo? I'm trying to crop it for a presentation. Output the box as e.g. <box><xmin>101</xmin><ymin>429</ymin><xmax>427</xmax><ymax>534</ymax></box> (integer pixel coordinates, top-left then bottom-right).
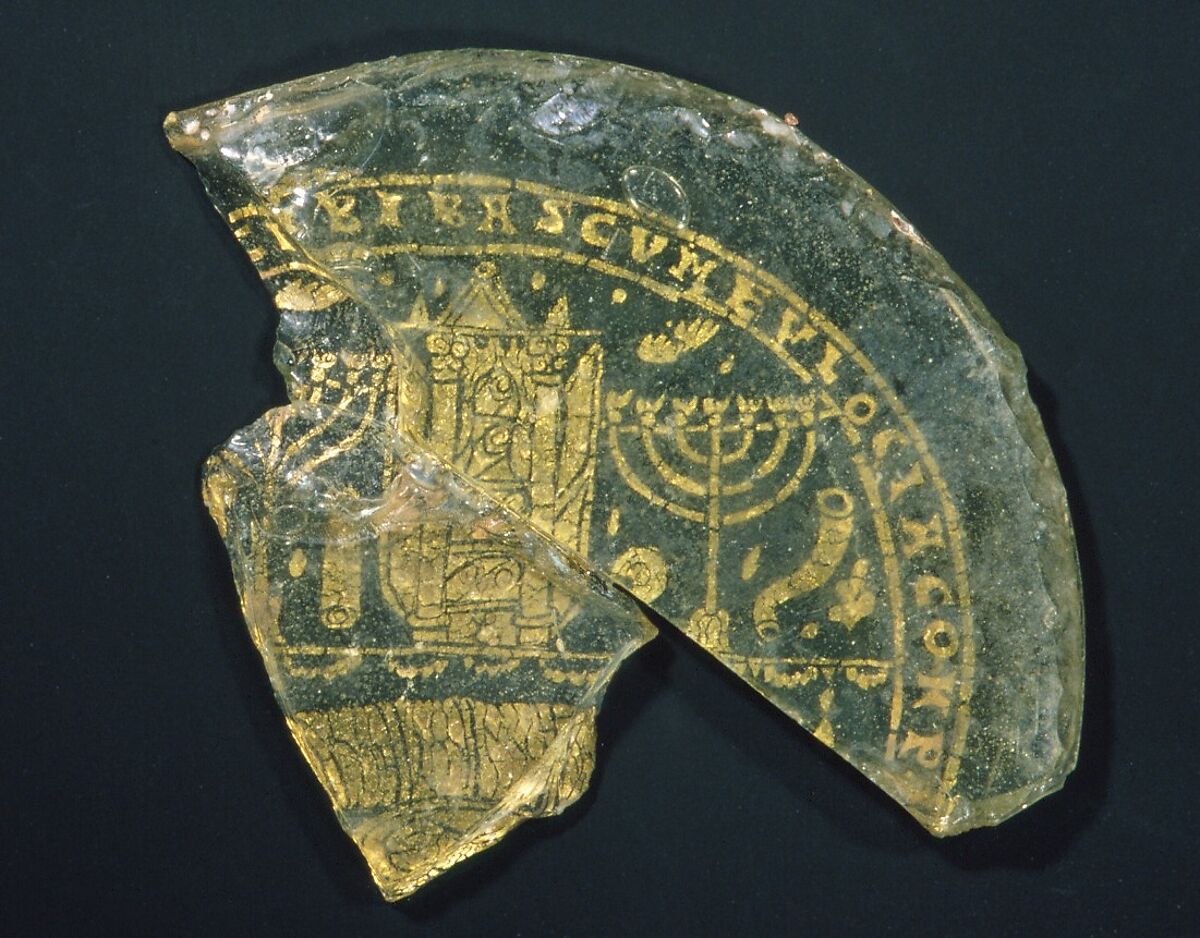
<box><xmin>204</xmin><ymin>400</ymin><xmax>652</xmax><ymax>900</ymax></box>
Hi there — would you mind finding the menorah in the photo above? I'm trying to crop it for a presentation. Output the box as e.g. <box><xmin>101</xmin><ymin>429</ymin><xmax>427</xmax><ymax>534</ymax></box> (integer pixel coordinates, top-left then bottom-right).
<box><xmin>605</xmin><ymin>391</ymin><xmax>816</xmax><ymax>650</ymax></box>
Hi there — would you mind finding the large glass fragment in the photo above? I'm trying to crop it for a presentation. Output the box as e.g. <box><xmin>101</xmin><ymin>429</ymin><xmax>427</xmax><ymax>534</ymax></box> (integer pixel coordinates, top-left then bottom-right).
<box><xmin>167</xmin><ymin>49</ymin><xmax>1084</xmax><ymax>895</ymax></box>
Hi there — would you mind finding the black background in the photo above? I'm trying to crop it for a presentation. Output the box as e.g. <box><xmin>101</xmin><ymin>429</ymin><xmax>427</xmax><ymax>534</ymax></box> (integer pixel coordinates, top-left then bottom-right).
<box><xmin>4</xmin><ymin>2</ymin><xmax>1198</xmax><ymax>935</ymax></box>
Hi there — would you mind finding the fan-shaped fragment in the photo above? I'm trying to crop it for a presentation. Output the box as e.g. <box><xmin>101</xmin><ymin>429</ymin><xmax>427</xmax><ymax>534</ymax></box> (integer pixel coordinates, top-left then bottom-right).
<box><xmin>168</xmin><ymin>48</ymin><xmax>1083</xmax><ymax>897</ymax></box>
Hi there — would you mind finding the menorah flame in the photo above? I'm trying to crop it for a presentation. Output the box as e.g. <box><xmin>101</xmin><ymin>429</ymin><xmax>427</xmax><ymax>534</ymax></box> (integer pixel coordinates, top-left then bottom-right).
<box><xmin>606</xmin><ymin>391</ymin><xmax>817</xmax><ymax>649</ymax></box>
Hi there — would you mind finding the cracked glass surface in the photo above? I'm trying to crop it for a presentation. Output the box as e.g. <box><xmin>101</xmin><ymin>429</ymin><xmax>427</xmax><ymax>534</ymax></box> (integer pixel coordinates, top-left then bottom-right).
<box><xmin>167</xmin><ymin>48</ymin><xmax>1084</xmax><ymax>898</ymax></box>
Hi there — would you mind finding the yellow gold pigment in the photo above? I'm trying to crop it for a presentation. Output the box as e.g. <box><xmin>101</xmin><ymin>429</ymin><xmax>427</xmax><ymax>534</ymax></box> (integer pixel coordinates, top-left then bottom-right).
<box><xmin>168</xmin><ymin>50</ymin><xmax>1083</xmax><ymax>899</ymax></box>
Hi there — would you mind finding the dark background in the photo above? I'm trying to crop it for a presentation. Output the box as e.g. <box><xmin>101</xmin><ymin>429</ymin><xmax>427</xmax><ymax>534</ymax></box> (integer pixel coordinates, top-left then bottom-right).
<box><xmin>3</xmin><ymin>2</ymin><xmax>1197</xmax><ymax>934</ymax></box>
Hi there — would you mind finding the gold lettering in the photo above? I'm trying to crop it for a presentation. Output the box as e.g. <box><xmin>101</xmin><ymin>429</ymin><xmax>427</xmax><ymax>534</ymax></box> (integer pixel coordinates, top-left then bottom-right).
<box><xmin>843</xmin><ymin>393</ymin><xmax>877</xmax><ymax>425</ymax></box>
<box><xmin>630</xmin><ymin>224</ymin><xmax>669</xmax><ymax>263</ymax></box>
<box><xmin>914</xmin><ymin>672</ymin><xmax>955</xmax><ymax>712</ymax></box>
<box><xmin>667</xmin><ymin>244</ymin><xmax>719</xmax><ymax>296</ymax></box>
<box><xmin>923</xmin><ymin>619</ymin><xmax>960</xmax><ymax>657</ymax></box>
<box><xmin>723</xmin><ymin>272</ymin><xmax>772</xmax><ymax>328</ymax></box>
<box><xmin>899</xmin><ymin>513</ymin><xmax>945</xmax><ymax>558</ymax></box>
<box><xmin>534</xmin><ymin>198</ymin><xmax>569</xmax><ymax>234</ymax></box>
<box><xmin>314</xmin><ymin>191</ymin><xmax>361</xmax><ymax>234</ymax></box>
<box><xmin>898</xmin><ymin>731</ymin><xmax>945</xmax><ymax>768</ymax></box>
<box><xmin>871</xmin><ymin>428</ymin><xmax>909</xmax><ymax>461</ymax></box>
<box><xmin>775</xmin><ymin>307</ymin><xmax>815</xmax><ymax>345</ymax></box>
<box><xmin>477</xmin><ymin>192</ymin><xmax>517</xmax><ymax>233</ymax></box>
<box><xmin>816</xmin><ymin>342</ymin><xmax>843</xmax><ymax>385</ymax></box>
<box><xmin>374</xmin><ymin>190</ymin><xmax>405</xmax><ymax>228</ymax></box>
<box><xmin>427</xmin><ymin>191</ymin><xmax>465</xmax><ymax>227</ymax></box>
<box><xmin>580</xmin><ymin>211</ymin><xmax>618</xmax><ymax>248</ymax></box>
<box><xmin>888</xmin><ymin>462</ymin><xmax>926</xmax><ymax>503</ymax></box>
<box><xmin>914</xmin><ymin>573</ymin><xmax>955</xmax><ymax>607</ymax></box>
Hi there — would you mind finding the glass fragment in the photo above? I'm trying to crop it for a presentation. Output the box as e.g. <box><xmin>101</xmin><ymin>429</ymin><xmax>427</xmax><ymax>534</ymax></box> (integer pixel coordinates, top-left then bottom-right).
<box><xmin>167</xmin><ymin>49</ymin><xmax>1084</xmax><ymax>897</ymax></box>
